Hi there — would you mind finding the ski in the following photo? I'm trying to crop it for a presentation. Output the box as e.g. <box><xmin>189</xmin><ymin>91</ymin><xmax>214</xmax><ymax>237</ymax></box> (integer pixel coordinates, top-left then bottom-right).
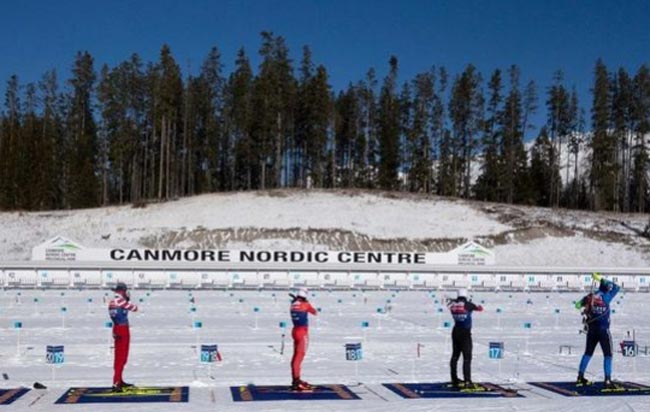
<box><xmin>85</xmin><ymin>386</ymin><xmax>171</xmax><ymax>396</ymax></box>
<box><xmin>601</xmin><ymin>380</ymin><xmax>626</xmax><ymax>393</ymax></box>
<box><xmin>28</xmin><ymin>392</ymin><xmax>47</xmax><ymax>407</ymax></box>
<box><xmin>290</xmin><ymin>388</ymin><xmax>315</xmax><ymax>393</ymax></box>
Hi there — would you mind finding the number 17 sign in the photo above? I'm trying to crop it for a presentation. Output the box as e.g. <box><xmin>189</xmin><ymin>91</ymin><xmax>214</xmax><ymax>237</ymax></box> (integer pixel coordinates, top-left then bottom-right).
<box><xmin>489</xmin><ymin>342</ymin><xmax>504</xmax><ymax>359</ymax></box>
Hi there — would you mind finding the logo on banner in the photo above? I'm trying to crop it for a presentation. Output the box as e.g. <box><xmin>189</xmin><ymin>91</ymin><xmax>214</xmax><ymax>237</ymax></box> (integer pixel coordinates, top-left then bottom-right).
<box><xmin>456</xmin><ymin>241</ymin><xmax>494</xmax><ymax>265</ymax></box>
<box><xmin>34</xmin><ymin>237</ymin><xmax>83</xmax><ymax>261</ymax></box>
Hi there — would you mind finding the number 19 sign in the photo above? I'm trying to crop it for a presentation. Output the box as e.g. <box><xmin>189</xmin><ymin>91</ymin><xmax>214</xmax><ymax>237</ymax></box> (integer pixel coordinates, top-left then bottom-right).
<box><xmin>46</xmin><ymin>345</ymin><xmax>65</xmax><ymax>364</ymax></box>
<box><xmin>200</xmin><ymin>344</ymin><xmax>220</xmax><ymax>363</ymax></box>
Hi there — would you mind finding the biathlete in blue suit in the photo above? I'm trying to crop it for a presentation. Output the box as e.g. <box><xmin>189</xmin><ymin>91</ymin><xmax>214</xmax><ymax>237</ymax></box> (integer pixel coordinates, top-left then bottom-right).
<box><xmin>575</xmin><ymin>272</ymin><xmax>620</xmax><ymax>389</ymax></box>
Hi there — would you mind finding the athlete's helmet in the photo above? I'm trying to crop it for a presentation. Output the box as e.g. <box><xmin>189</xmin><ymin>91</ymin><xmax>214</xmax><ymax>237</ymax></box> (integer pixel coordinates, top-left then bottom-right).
<box><xmin>457</xmin><ymin>288</ymin><xmax>467</xmax><ymax>299</ymax></box>
<box><xmin>112</xmin><ymin>282</ymin><xmax>130</xmax><ymax>300</ymax></box>
<box><xmin>297</xmin><ymin>288</ymin><xmax>309</xmax><ymax>299</ymax></box>
<box><xmin>113</xmin><ymin>282</ymin><xmax>128</xmax><ymax>292</ymax></box>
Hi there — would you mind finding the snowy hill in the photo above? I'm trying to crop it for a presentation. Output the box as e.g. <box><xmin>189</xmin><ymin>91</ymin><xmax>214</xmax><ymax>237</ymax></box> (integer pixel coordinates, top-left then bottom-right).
<box><xmin>1</xmin><ymin>190</ymin><xmax>649</xmax><ymax>267</ymax></box>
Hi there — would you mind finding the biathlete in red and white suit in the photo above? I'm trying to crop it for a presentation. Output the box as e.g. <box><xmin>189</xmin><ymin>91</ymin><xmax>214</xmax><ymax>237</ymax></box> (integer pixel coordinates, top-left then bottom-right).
<box><xmin>108</xmin><ymin>282</ymin><xmax>138</xmax><ymax>392</ymax></box>
<box><xmin>290</xmin><ymin>288</ymin><xmax>317</xmax><ymax>391</ymax></box>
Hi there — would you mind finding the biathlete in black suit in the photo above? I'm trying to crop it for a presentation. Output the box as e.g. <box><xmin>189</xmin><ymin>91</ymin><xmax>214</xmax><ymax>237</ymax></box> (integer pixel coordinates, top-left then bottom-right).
<box><xmin>447</xmin><ymin>288</ymin><xmax>483</xmax><ymax>388</ymax></box>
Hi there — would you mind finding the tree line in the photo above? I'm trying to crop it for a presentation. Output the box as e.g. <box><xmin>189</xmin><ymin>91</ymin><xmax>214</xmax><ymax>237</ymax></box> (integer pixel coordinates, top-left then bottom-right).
<box><xmin>1</xmin><ymin>32</ymin><xmax>649</xmax><ymax>213</ymax></box>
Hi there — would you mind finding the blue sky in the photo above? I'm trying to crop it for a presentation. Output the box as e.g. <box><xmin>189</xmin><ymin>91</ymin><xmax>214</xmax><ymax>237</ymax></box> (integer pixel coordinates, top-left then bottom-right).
<box><xmin>2</xmin><ymin>0</ymin><xmax>650</xmax><ymax>135</ymax></box>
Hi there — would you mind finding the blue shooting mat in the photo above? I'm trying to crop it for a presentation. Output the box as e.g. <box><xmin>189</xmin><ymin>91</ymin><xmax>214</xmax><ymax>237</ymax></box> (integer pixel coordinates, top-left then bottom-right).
<box><xmin>0</xmin><ymin>388</ymin><xmax>30</xmax><ymax>405</ymax></box>
<box><xmin>231</xmin><ymin>384</ymin><xmax>361</xmax><ymax>401</ymax></box>
<box><xmin>383</xmin><ymin>382</ymin><xmax>522</xmax><ymax>399</ymax></box>
<box><xmin>55</xmin><ymin>386</ymin><xmax>189</xmax><ymax>404</ymax></box>
<box><xmin>529</xmin><ymin>381</ymin><xmax>650</xmax><ymax>397</ymax></box>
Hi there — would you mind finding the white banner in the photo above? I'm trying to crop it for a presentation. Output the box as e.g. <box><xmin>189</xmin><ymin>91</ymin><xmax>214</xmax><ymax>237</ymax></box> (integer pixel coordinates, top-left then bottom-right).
<box><xmin>32</xmin><ymin>237</ymin><xmax>494</xmax><ymax>266</ymax></box>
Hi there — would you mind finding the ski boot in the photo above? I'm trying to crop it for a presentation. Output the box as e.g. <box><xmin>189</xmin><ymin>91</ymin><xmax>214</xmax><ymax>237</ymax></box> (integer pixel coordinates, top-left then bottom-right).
<box><xmin>462</xmin><ymin>380</ymin><xmax>480</xmax><ymax>390</ymax></box>
<box><xmin>449</xmin><ymin>378</ymin><xmax>461</xmax><ymax>389</ymax></box>
<box><xmin>291</xmin><ymin>379</ymin><xmax>312</xmax><ymax>392</ymax></box>
<box><xmin>111</xmin><ymin>383</ymin><xmax>123</xmax><ymax>393</ymax></box>
<box><xmin>298</xmin><ymin>379</ymin><xmax>313</xmax><ymax>390</ymax></box>
<box><xmin>575</xmin><ymin>373</ymin><xmax>590</xmax><ymax>386</ymax></box>
<box><xmin>603</xmin><ymin>378</ymin><xmax>619</xmax><ymax>390</ymax></box>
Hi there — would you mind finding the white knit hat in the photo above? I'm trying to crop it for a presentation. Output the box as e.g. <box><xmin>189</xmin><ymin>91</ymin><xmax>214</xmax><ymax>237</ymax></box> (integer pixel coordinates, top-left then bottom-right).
<box><xmin>297</xmin><ymin>288</ymin><xmax>309</xmax><ymax>298</ymax></box>
<box><xmin>457</xmin><ymin>288</ymin><xmax>467</xmax><ymax>299</ymax></box>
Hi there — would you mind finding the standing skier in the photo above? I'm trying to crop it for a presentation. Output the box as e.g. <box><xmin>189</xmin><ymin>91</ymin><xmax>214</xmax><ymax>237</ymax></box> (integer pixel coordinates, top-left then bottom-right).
<box><xmin>575</xmin><ymin>273</ymin><xmax>620</xmax><ymax>388</ymax></box>
<box><xmin>108</xmin><ymin>282</ymin><xmax>138</xmax><ymax>392</ymax></box>
<box><xmin>290</xmin><ymin>288</ymin><xmax>317</xmax><ymax>391</ymax></box>
<box><xmin>447</xmin><ymin>288</ymin><xmax>483</xmax><ymax>388</ymax></box>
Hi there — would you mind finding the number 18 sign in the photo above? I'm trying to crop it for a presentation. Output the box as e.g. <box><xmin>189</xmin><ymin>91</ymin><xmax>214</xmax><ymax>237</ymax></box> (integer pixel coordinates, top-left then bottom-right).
<box><xmin>345</xmin><ymin>342</ymin><xmax>362</xmax><ymax>361</ymax></box>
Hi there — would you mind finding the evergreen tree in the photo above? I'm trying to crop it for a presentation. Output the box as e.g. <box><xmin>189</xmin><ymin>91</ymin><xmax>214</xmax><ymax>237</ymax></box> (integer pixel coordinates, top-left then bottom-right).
<box><xmin>546</xmin><ymin>70</ymin><xmax>571</xmax><ymax>207</ymax></box>
<box><xmin>37</xmin><ymin>70</ymin><xmax>65</xmax><ymax>209</ymax></box>
<box><xmin>399</xmin><ymin>81</ymin><xmax>412</xmax><ymax>191</ymax></box>
<box><xmin>611</xmin><ymin>68</ymin><xmax>634</xmax><ymax>212</ymax></box>
<box><xmin>499</xmin><ymin>66</ymin><xmax>529</xmax><ymax>204</ymax></box>
<box><xmin>65</xmin><ymin>51</ymin><xmax>99</xmax><ymax>208</ymax></box>
<box><xmin>475</xmin><ymin>69</ymin><xmax>503</xmax><ymax>201</ymax></box>
<box><xmin>449</xmin><ymin>64</ymin><xmax>483</xmax><ymax>198</ymax></box>
<box><xmin>407</xmin><ymin>72</ymin><xmax>435</xmax><ymax>192</ymax></box>
<box><xmin>98</xmin><ymin>55</ymin><xmax>147</xmax><ymax>205</ymax></box>
<box><xmin>358</xmin><ymin>69</ymin><xmax>378</xmax><ymax>187</ymax></box>
<box><xmin>126</xmin><ymin>53</ymin><xmax>148</xmax><ymax>203</ymax></box>
<box><xmin>438</xmin><ymin>128</ymin><xmax>455</xmax><ymax>196</ymax></box>
<box><xmin>19</xmin><ymin>83</ymin><xmax>39</xmax><ymax>209</ymax></box>
<box><xmin>566</xmin><ymin>88</ymin><xmax>585</xmax><ymax>209</ymax></box>
<box><xmin>295</xmin><ymin>48</ymin><xmax>332</xmax><ymax>188</ymax></box>
<box><xmin>196</xmin><ymin>46</ymin><xmax>225</xmax><ymax>192</ymax></box>
<box><xmin>154</xmin><ymin>44</ymin><xmax>183</xmax><ymax>199</ymax></box>
<box><xmin>529</xmin><ymin>127</ymin><xmax>561</xmax><ymax>206</ymax></box>
<box><xmin>377</xmin><ymin>56</ymin><xmax>401</xmax><ymax>190</ymax></box>
<box><xmin>226</xmin><ymin>48</ymin><xmax>254</xmax><ymax>190</ymax></box>
<box><xmin>590</xmin><ymin>59</ymin><xmax>617</xmax><ymax>210</ymax></box>
<box><xmin>97</xmin><ymin>63</ymin><xmax>124</xmax><ymax>204</ymax></box>
<box><xmin>293</xmin><ymin>46</ymin><xmax>314</xmax><ymax>187</ymax></box>
<box><xmin>334</xmin><ymin>85</ymin><xmax>360</xmax><ymax>187</ymax></box>
<box><xmin>631</xmin><ymin>65</ymin><xmax>650</xmax><ymax>212</ymax></box>
<box><xmin>251</xmin><ymin>32</ymin><xmax>296</xmax><ymax>189</ymax></box>
<box><xmin>431</xmin><ymin>67</ymin><xmax>447</xmax><ymax>195</ymax></box>
<box><xmin>0</xmin><ymin>75</ymin><xmax>21</xmax><ymax>209</ymax></box>
<box><xmin>307</xmin><ymin>65</ymin><xmax>332</xmax><ymax>187</ymax></box>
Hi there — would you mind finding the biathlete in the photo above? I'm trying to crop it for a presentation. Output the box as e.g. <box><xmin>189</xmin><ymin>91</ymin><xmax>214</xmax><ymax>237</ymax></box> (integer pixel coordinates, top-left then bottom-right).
<box><xmin>290</xmin><ymin>288</ymin><xmax>317</xmax><ymax>391</ymax></box>
<box><xmin>447</xmin><ymin>288</ymin><xmax>483</xmax><ymax>388</ymax></box>
<box><xmin>575</xmin><ymin>272</ymin><xmax>620</xmax><ymax>389</ymax></box>
<box><xmin>108</xmin><ymin>282</ymin><xmax>139</xmax><ymax>392</ymax></box>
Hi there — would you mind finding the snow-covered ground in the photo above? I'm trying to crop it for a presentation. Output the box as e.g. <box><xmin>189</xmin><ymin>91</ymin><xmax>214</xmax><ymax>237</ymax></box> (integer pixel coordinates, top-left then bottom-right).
<box><xmin>1</xmin><ymin>289</ymin><xmax>649</xmax><ymax>411</ymax></box>
<box><xmin>2</xmin><ymin>190</ymin><xmax>650</xmax><ymax>410</ymax></box>
<box><xmin>1</xmin><ymin>190</ymin><xmax>650</xmax><ymax>267</ymax></box>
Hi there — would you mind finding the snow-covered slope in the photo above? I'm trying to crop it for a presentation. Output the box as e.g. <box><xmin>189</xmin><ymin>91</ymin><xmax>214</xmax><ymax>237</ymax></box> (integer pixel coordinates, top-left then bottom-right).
<box><xmin>1</xmin><ymin>190</ymin><xmax>649</xmax><ymax>267</ymax></box>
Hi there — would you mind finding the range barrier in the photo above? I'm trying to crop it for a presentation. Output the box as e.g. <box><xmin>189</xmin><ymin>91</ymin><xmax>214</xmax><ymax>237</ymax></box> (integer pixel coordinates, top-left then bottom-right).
<box><xmin>1</xmin><ymin>261</ymin><xmax>648</xmax><ymax>291</ymax></box>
